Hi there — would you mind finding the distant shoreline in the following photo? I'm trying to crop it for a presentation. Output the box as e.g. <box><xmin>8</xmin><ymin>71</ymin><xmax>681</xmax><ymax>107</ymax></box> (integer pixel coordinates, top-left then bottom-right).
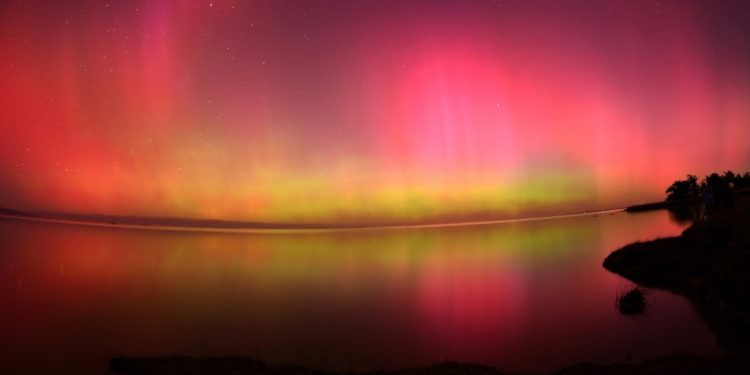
<box><xmin>0</xmin><ymin>207</ymin><xmax>626</xmax><ymax>233</ymax></box>
<box><xmin>7</xmin><ymin>189</ymin><xmax>749</xmax><ymax>229</ymax></box>
<box><xmin>625</xmin><ymin>187</ymin><xmax>750</xmax><ymax>213</ymax></box>
<box><xmin>624</xmin><ymin>198</ymin><xmax>699</xmax><ymax>212</ymax></box>
<box><xmin>25</xmin><ymin>190</ymin><xmax>750</xmax><ymax>231</ymax></box>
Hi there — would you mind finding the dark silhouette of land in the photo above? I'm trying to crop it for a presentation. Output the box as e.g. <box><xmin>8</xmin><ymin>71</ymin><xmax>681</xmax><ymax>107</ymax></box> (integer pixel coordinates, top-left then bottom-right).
<box><xmin>665</xmin><ymin>171</ymin><xmax>750</xmax><ymax>202</ymax></box>
<box><xmin>602</xmin><ymin>169</ymin><xmax>750</xmax><ymax>375</ymax></box>
<box><xmin>626</xmin><ymin>170</ymin><xmax>750</xmax><ymax>213</ymax></box>
<box><xmin>605</xmin><ymin>202</ymin><xmax>750</xmax><ymax>348</ymax></box>
<box><xmin>109</xmin><ymin>353</ymin><xmax>750</xmax><ymax>375</ymax></box>
<box><xmin>626</xmin><ymin>188</ymin><xmax>750</xmax><ymax>213</ymax></box>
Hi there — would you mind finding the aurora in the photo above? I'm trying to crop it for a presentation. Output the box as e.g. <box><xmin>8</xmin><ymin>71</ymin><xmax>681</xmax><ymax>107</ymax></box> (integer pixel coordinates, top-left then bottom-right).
<box><xmin>1</xmin><ymin>0</ymin><xmax>748</xmax><ymax>225</ymax></box>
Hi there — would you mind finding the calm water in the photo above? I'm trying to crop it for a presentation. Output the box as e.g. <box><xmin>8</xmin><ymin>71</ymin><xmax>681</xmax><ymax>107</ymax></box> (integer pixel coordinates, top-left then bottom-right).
<box><xmin>0</xmin><ymin>210</ymin><xmax>720</xmax><ymax>374</ymax></box>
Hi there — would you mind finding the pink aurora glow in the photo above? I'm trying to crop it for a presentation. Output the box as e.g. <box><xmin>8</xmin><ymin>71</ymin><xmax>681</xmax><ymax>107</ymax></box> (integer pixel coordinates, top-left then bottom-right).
<box><xmin>0</xmin><ymin>1</ymin><xmax>748</xmax><ymax>224</ymax></box>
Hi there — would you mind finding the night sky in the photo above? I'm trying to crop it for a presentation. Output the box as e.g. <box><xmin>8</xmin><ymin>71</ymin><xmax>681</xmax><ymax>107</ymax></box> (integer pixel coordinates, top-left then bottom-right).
<box><xmin>1</xmin><ymin>0</ymin><xmax>749</xmax><ymax>225</ymax></box>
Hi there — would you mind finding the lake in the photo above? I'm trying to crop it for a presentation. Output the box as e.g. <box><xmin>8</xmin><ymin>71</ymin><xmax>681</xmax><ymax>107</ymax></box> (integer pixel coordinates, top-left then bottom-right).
<box><xmin>0</xmin><ymin>210</ymin><xmax>720</xmax><ymax>374</ymax></box>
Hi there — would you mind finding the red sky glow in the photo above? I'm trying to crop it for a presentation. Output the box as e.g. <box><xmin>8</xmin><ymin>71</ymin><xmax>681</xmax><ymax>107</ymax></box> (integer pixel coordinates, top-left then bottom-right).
<box><xmin>1</xmin><ymin>0</ymin><xmax>749</xmax><ymax>225</ymax></box>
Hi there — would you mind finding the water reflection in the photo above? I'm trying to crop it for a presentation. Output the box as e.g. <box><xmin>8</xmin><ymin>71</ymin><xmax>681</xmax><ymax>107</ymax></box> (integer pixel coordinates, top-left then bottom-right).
<box><xmin>667</xmin><ymin>203</ymin><xmax>703</xmax><ymax>225</ymax></box>
<box><xmin>0</xmin><ymin>211</ymin><xmax>718</xmax><ymax>374</ymax></box>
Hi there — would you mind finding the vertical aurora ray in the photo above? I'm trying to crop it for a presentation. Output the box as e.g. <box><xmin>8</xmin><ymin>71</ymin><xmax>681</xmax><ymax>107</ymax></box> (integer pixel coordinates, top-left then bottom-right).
<box><xmin>1</xmin><ymin>1</ymin><xmax>748</xmax><ymax>224</ymax></box>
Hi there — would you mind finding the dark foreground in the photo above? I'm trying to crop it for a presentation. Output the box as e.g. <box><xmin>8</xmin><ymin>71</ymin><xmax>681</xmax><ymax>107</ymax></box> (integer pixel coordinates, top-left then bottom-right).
<box><xmin>601</xmin><ymin>201</ymin><xmax>750</xmax><ymax>374</ymax></box>
<box><xmin>110</xmin><ymin>353</ymin><xmax>750</xmax><ymax>375</ymax></box>
<box><xmin>604</xmin><ymin>203</ymin><xmax>750</xmax><ymax>350</ymax></box>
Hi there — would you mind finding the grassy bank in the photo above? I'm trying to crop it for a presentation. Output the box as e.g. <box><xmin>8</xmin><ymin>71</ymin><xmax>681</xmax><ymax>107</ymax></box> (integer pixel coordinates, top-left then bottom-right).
<box><xmin>604</xmin><ymin>203</ymin><xmax>750</xmax><ymax>306</ymax></box>
<box><xmin>605</xmin><ymin>201</ymin><xmax>750</xmax><ymax>355</ymax></box>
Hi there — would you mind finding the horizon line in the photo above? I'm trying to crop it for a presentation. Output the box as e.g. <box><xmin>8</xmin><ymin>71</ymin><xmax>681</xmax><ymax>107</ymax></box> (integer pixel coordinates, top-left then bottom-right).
<box><xmin>0</xmin><ymin>207</ymin><xmax>627</xmax><ymax>233</ymax></box>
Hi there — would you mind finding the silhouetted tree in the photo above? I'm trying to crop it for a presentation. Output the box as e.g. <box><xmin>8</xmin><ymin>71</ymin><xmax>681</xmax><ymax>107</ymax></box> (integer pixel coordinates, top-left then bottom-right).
<box><xmin>705</xmin><ymin>173</ymin><xmax>735</xmax><ymax>209</ymax></box>
<box><xmin>688</xmin><ymin>174</ymin><xmax>700</xmax><ymax>197</ymax></box>
<box><xmin>735</xmin><ymin>172</ymin><xmax>750</xmax><ymax>190</ymax></box>
<box><xmin>666</xmin><ymin>174</ymin><xmax>700</xmax><ymax>201</ymax></box>
<box><xmin>666</xmin><ymin>171</ymin><xmax>750</xmax><ymax>202</ymax></box>
<box><xmin>723</xmin><ymin>170</ymin><xmax>736</xmax><ymax>183</ymax></box>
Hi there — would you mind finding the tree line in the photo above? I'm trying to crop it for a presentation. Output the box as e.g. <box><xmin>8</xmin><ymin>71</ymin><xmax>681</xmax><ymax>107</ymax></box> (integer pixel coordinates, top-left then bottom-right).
<box><xmin>666</xmin><ymin>171</ymin><xmax>750</xmax><ymax>202</ymax></box>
